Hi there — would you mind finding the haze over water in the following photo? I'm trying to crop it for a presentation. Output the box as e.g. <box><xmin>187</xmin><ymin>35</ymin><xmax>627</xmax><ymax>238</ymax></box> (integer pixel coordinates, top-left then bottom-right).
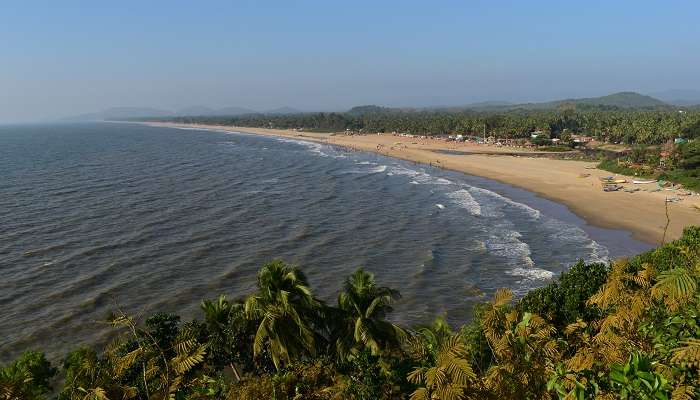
<box><xmin>0</xmin><ymin>123</ymin><xmax>650</xmax><ymax>361</ymax></box>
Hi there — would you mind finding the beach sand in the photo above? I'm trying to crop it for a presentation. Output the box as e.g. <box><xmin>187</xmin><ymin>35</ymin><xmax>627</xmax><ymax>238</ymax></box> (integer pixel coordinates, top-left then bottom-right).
<box><xmin>144</xmin><ymin>122</ymin><xmax>700</xmax><ymax>244</ymax></box>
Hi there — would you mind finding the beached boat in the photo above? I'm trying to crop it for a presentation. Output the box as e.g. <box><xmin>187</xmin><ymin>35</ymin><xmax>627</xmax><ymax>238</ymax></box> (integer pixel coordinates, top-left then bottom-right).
<box><xmin>633</xmin><ymin>179</ymin><xmax>657</xmax><ymax>184</ymax></box>
<box><xmin>603</xmin><ymin>184</ymin><xmax>623</xmax><ymax>192</ymax></box>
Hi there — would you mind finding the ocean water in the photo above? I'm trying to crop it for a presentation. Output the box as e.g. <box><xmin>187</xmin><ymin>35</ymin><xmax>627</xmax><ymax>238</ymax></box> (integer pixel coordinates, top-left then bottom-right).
<box><xmin>0</xmin><ymin>123</ymin><xmax>651</xmax><ymax>361</ymax></box>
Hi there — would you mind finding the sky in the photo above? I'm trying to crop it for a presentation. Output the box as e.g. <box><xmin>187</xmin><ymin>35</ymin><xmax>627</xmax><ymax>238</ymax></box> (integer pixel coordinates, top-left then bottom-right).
<box><xmin>1</xmin><ymin>0</ymin><xmax>699</xmax><ymax>122</ymax></box>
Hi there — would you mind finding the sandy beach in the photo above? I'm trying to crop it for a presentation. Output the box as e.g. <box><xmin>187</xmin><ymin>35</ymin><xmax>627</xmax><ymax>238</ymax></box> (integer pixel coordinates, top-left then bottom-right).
<box><xmin>144</xmin><ymin>122</ymin><xmax>700</xmax><ymax>244</ymax></box>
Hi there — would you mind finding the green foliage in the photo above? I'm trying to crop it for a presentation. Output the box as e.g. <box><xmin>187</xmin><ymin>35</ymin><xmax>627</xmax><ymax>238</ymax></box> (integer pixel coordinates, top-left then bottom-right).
<box><xmin>337</xmin><ymin>351</ymin><xmax>396</xmax><ymax>399</ymax></box>
<box><xmin>598</xmin><ymin>158</ymin><xmax>657</xmax><ymax>178</ymax></box>
<box><xmin>334</xmin><ymin>268</ymin><xmax>405</xmax><ymax>360</ymax></box>
<box><xmin>144</xmin><ymin>312</ymin><xmax>181</xmax><ymax>352</ymax></box>
<box><xmin>678</xmin><ymin>140</ymin><xmax>700</xmax><ymax>170</ymax></box>
<box><xmin>608</xmin><ymin>353</ymin><xmax>671</xmax><ymax>399</ymax></box>
<box><xmin>0</xmin><ymin>351</ymin><xmax>56</xmax><ymax>400</ymax></box>
<box><xmin>244</xmin><ymin>260</ymin><xmax>321</xmax><ymax>371</ymax></box>
<box><xmin>518</xmin><ymin>261</ymin><xmax>609</xmax><ymax>329</ymax></box>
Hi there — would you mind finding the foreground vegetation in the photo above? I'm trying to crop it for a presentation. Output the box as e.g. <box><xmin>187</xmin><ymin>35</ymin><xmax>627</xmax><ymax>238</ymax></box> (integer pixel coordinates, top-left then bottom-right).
<box><xmin>4</xmin><ymin>227</ymin><xmax>700</xmax><ymax>399</ymax></box>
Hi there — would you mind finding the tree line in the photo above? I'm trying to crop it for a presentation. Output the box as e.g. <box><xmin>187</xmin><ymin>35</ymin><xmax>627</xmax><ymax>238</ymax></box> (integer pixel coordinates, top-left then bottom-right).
<box><xmin>3</xmin><ymin>227</ymin><xmax>700</xmax><ymax>399</ymax></box>
<box><xmin>147</xmin><ymin>106</ymin><xmax>700</xmax><ymax>145</ymax></box>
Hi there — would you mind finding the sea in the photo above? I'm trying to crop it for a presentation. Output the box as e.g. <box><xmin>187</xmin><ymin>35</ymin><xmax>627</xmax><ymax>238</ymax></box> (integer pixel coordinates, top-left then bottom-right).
<box><xmin>0</xmin><ymin>122</ymin><xmax>652</xmax><ymax>361</ymax></box>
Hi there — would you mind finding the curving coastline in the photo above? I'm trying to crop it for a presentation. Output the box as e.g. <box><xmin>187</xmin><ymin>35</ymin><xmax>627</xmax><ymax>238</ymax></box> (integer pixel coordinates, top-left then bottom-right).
<box><xmin>142</xmin><ymin>121</ymin><xmax>700</xmax><ymax>244</ymax></box>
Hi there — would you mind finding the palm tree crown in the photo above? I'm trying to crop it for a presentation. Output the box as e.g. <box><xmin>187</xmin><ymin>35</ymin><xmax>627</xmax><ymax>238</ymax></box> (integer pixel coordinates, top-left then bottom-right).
<box><xmin>244</xmin><ymin>260</ymin><xmax>320</xmax><ymax>370</ymax></box>
<box><xmin>335</xmin><ymin>268</ymin><xmax>405</xmax><ymax>359</ymax></box>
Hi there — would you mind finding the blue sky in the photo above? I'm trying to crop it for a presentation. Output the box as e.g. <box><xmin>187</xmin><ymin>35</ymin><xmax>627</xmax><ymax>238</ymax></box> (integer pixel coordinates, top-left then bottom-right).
<box><xmin>1</xmin><ymin>0</ymin><xmax>699</xmax><ymax>122</ymax></box>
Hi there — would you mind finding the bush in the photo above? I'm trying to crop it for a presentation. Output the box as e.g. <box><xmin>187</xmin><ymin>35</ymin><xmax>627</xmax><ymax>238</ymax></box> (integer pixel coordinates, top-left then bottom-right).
<box><xmin>518</xmin><ymin>261</ymin><xmax>609</xmax><ymax>328</ymax></box>
<box><xmin>0</xmin><ymin>351</ymin><xmax>56</xmax><ymax>400</ymax></box>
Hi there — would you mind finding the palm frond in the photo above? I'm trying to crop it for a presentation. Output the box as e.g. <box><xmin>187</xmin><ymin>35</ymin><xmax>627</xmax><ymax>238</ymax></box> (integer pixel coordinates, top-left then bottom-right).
<box><xmin>672</xmin><ymin>339</ymin><xmax>700</xmax><ymax>368</ymax></box>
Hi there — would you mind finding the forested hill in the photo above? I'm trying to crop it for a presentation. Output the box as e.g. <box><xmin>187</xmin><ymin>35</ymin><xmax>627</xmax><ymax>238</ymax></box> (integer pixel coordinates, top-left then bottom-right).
<box><xmin>368</xmin><ymin>92</ymin><xmax>671</xmax><ymax>113</ymax></box>
<box><xmin>521</xmin><ymin>91</ymin><xmax>669</xmax><ymax>110</ymax></box>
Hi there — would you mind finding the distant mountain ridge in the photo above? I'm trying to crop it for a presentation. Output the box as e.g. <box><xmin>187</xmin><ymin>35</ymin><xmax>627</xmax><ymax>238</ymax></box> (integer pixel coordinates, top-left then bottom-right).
<box><xmin>530</xmin><ymin>92</ymin><xmax>668</xmax><ymax>109</ymax></box>
<box><xmin>63</xmin><ymin>91</ymin><xmax>689</xmax><ymax>122</ymax></box>
<box><xmin>348</xmin><ymin>92</ymin><xmax>673</xmax><ymax>115</ymax></box>
<box><xmin>264</xmin><ymin>106</ymin><xmax>302</xmax><ymax>115</ymax></box>
<box><xmin>63</xmin><ymin>107</ymin><xmax>175</xmax><ymax>122</ymax></box>
<box><xmin>63</xmin><ymin>105</ymin><xmax>298</xmax><ymax>121</ymax></box>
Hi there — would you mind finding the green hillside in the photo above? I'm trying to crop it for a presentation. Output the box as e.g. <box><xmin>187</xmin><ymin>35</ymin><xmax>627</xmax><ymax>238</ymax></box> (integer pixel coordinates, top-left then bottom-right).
<box><xmin>555</xmin><ymin>91</ymin><xmax>668</xmax><ymax>108</ymax></box>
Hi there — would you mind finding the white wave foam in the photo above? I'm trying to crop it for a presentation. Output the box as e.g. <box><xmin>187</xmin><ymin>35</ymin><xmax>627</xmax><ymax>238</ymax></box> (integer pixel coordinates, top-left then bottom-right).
<box><xmin>274</xmin><ymin>137</ymin><xmax>347</xmax><ymax>158</ymax></box>
<box><xmin>585</xmin><ymin>240</ymin><xmax>610</xmax><ymax>264</ymax></box>
<box><xmin>468</xmin><ymin>186</ymin><xmax>541</xmax><ymax>219</ymax></box>
<box><xmin>386</xmin><ymin>166</ymin><xmax>453</xmax><ymax>186</ymax></box>
<box><xmin>485</xmin><ymin>229</ymin><xmax>554</xmax><ymax>290</ymax></box>
<box><xmin>508</xmin><ymin>267</ymin><xmax>555</xmax><ymax>280</ymax></box>
<box><xmin>344</xmin><ymin>165</ymin><xmax>387</xmax><ymax>174</ymax></box>
<box><xmin>485</xmin><ymin>230</ymin><xmax>535</xmax><ymax>267</ymax></box>
<box><xmin>386</xmin><ymin>165</ymin><xmax>420</xmax><ymax>177</ymax></box>
<box><xmin>446</xmin><ymin>189</ymin><xmax>481</xmax><ymax>216</ymax></box>
<box><xmin>276</xmin><ymin>138</ymin><xmax>327</xmax><ymax>156</ymax></box>
<box><xmin>356</xmin><ymin>161</ymin><xmax>376</xmax><ymax>165</ymax></box>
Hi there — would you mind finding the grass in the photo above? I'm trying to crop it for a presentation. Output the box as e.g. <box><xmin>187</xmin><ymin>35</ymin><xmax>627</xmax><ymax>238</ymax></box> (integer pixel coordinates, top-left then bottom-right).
<box><xmin>598</xmin><ymin>159</ymin><xmax>700</xmax><ymax>191</ymax></box>
<box><xmin>660</xmin><ymin>170</ymin><xmax>700</xmax><ymax>191</ymax></box>
<box><xmin>597</xmin><ymin>159</ymin><xmax>656</xmax><ymax>178</ymax></box>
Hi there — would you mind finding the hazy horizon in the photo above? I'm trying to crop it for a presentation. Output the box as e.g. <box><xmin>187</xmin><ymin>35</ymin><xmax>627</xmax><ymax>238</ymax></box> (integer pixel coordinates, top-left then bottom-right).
<box><xmin>2</xmin><ymin>1</ymin><xmax>700</xmax><ymax>123</ymax></box>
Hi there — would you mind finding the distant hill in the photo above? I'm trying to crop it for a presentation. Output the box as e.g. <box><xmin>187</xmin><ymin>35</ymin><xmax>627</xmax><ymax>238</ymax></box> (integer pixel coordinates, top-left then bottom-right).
<box><xmin>63</xmin><ymin>107</ymin><xmax>174</xmax><ymax>121</ymax></box>
<box><xmin>344</xmin><ymin>93</ymin><xmax>668</xmax><ymax>116</ymax></box>
<box><xmin>347</xmin><ymin>105</ymin><xmax>393</xmax><ymax>115</ymax></box>
<box><xmin>176</xmin><ymin>106</ymin><xmax>217</xmax><ymax>116</ymax></box>
<box><xmin>176</xmin><ymin>106</ymin><xmax>257</xmax><ymax>116</ymax></box>
<box><xmin>464</xmin><ymin>100</ymin><xmax>514</xmax><ymax>109</ymax></box>
<box><xmin>64</xmin><ymin>105</ymin><xmax>259</xmax><ymax>121</ymax></box>
<box><xmin>62</xmin><ymin>91</ymin><xmax>675</xmax><ymax>123</ymax></box>
<box><xmin>216</xmin><ymin>106</ymin><xmax>257</xmax><ymax>116</ymax></box>
<box><xmin>352</xmin><ymin>93</ymin><xmax>669</xmax><ymax>114</ymax></box>
<box><xmin>264</xmin><ymin>107</ymin><xmax>302</xmax><ymax>115</ymax></box>
<box><xmin>524</xmin><ymin>92</ymin><xmax>669</xmax><ymax>110</ymax></box>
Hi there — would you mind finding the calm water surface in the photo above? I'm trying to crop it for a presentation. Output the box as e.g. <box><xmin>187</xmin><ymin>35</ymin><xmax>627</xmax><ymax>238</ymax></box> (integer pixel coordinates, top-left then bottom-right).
<box><xmin>0</xmin><ymin>123</ymin><xmax>651</xmax><ymax>361</ymax></box>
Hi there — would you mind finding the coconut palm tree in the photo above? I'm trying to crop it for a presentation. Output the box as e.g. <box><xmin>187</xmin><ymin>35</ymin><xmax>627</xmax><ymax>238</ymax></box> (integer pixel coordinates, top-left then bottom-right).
<box><xmin>244</xmin><ymin>260</ymin><xmax>320</xmax><ymax>370</ymax></box>
<box><xmin>334</xmin><ymin>268</ymin><xmax>405</xmax><ymax>360</ymax></box>
<box><xmin>201</xmin><ymin>295</ymin><xmax>251</xmax><ymax>380</ymax></box>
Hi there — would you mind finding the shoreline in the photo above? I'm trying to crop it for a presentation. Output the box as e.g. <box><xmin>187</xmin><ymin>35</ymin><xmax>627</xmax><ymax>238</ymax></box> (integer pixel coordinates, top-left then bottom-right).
<box><xmin>141</xmin><ymin>121</ymin><xmax>700</xmax><ymax>244</ymax></box>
